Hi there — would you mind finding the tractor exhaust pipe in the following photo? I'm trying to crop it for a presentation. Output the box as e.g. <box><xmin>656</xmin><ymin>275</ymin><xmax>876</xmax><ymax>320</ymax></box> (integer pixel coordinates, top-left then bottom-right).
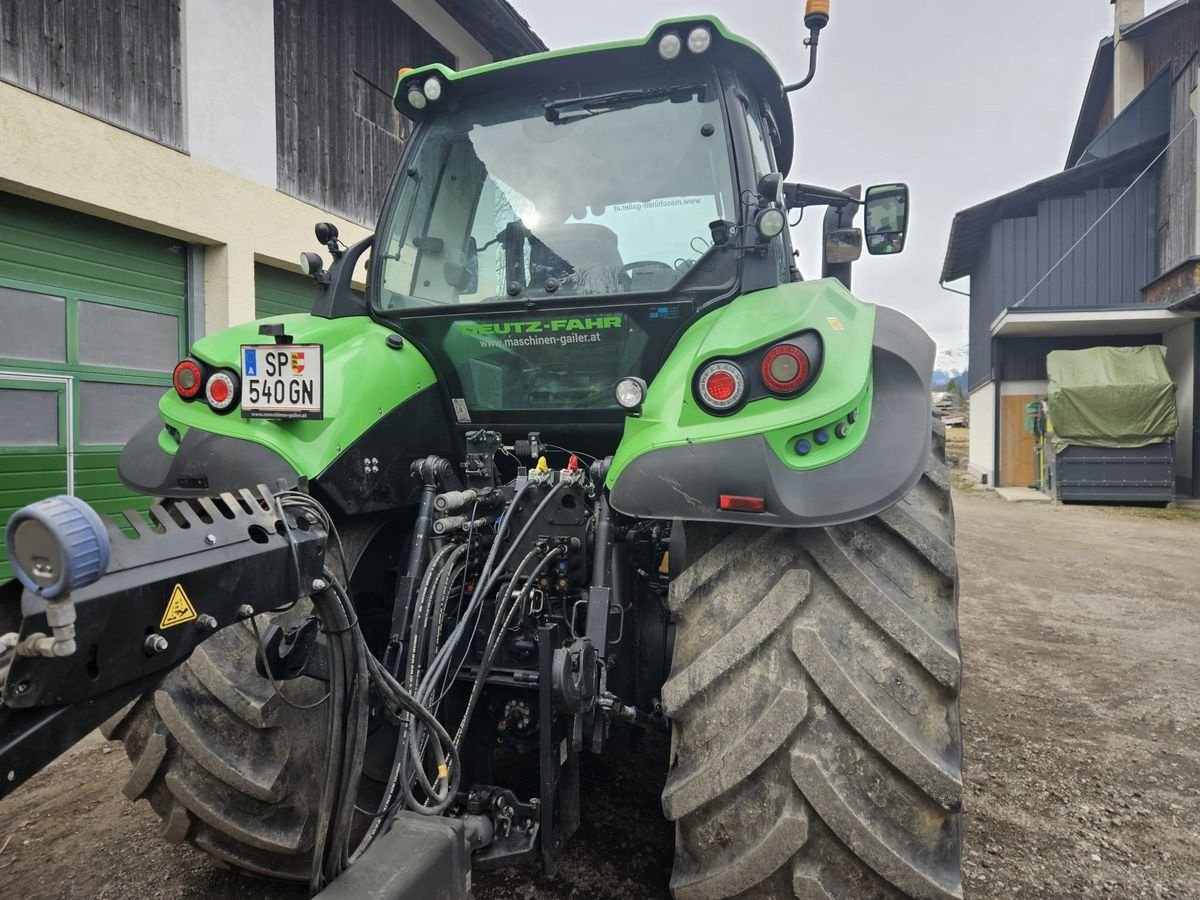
<box><xmin>784</xmin><ymin>1</ymin><xmax>831</xmax><ymax>93</ymax></box>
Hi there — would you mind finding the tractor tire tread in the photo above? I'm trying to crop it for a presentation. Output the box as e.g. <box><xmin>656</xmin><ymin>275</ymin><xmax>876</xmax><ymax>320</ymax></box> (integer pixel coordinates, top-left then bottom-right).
<box><xmin>664</xmin><ymin>420</ymin><xmax>962</xmax><ymax>900</ymax></box>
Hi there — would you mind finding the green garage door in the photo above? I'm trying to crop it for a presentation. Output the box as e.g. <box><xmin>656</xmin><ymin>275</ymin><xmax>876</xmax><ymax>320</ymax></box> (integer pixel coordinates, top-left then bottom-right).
<box><xmin>255</xmin><ymin>263</ymin><xmax>316</xmax><ymax>317</ymax></box>
<box><xmin>0</xmin><ymin>193</ymin><xmax>187</xmax><ymax>580</ymax></box>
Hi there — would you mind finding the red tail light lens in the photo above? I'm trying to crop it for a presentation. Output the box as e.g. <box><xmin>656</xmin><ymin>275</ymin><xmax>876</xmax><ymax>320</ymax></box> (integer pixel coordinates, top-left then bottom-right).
<box><xmin>697</xmin><ymin>361</ymin><xmax>745</xmax><ymax>411</ymax></box>
<box><xmin>172</xmin><ymin>359</ymin><xmax>204</xmax><ymax>400</ymax></box>
<box><xmin>205</xmin><ymin>370</ymin><xmax>239</xmax><ymax>412</ymax></box>
<box><xmin>761</xmin><ymin>344</ymin><xmax>810</xmax><ymax>394</ymax></box>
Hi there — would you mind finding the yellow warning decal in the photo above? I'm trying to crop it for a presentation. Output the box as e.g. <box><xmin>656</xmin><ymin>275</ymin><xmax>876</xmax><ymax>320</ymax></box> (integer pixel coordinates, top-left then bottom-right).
<box><xmin>826</xmin><ymin>316</ymin><xmax>844</xmax><ymax>331</ymax></box>
<box><xmin>160</xmin><ymin>583</ymin><xmax>198</xmax><ymax>629</ymax></box>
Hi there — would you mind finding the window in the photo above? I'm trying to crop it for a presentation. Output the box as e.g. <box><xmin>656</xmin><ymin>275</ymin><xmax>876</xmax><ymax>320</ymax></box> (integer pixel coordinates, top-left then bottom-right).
<box><xmin>0</xmin><ymin>288</ymin><xmax>67</xmax><ymax>363</ymax></box>
<box><xmin>0</xmin><ymin>388</ymin><xmax>60</xmax><ymax>446</ymax></box>
<box><xmin>77</xmin><ymin>301</ymin><xmax>179</xmax><ymax>372</ymax></box>
<box><xmin>376</xmin><ymin>70</ymin><xmax>737</xmax><ymax>310</ymax></box>
<box><xmin>78</xmin><ymin>382</ymin><xmax>164</xmax><ymax>446</ymax></box>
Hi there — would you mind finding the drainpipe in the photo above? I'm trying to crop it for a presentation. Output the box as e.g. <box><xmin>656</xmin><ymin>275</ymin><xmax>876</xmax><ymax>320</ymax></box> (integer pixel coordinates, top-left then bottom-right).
<box><xmin>1112</xmin><ymin>0</ymin><xmax>1146</xmax><ymax>117</ymax></box>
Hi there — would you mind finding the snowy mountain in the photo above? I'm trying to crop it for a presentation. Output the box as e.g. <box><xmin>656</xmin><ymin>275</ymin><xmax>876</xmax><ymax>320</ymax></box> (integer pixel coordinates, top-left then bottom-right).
<box><xmin>932</xmin><ymin>344</ymin><xmax>968</xmax><ymax>390</ymax></box>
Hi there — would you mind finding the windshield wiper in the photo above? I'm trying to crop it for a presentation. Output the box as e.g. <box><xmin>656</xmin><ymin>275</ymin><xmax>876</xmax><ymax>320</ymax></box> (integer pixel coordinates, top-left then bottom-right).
<box><xmin>544</xmin><ymin>83</ymin><xmax>706</xmax><ymax>123</ymax></box>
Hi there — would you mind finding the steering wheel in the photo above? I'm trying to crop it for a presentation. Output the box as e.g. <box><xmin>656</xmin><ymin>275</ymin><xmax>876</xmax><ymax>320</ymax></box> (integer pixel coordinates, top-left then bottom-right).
<box><xmin>620</xmin><ymin>260</ymin><xmax>677</xmax><ymax>281</ymax></box>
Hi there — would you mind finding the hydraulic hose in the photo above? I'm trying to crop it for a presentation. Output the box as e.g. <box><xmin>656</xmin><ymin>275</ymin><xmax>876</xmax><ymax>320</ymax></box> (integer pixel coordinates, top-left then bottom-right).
<box><xmin>454</xmin><ymin>546</ymin><xmax>565</xmax><ymax>748</ymax></box>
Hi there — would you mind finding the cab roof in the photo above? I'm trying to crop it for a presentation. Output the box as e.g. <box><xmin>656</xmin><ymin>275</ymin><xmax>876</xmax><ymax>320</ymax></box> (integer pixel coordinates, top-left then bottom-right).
<box><xmin>393</xmin><ymin>17</ymin><xmax>796</xmax><ymax>175</ymax></box>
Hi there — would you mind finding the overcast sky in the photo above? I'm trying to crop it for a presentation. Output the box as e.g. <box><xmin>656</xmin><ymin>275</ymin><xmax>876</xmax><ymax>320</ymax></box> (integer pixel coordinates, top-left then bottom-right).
<box><xmin>510</xmin><ymin>0</ymin><xmax>1174</xmax><ymax>353</ymax></box>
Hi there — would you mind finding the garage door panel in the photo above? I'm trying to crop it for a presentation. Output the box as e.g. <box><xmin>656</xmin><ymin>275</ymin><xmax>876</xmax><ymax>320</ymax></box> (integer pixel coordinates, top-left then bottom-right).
<box><xmin>0</xmin><ymin>454</ymin><xmax>68</xmax><ymax>582</ymax></box>
<box><xmin>0</xmin><ymin>193</ymin><xmax>181</xmax><ymax>580</ymax></box>
<box><xmin>0</xmin><ymin>196</ymin><xmax>186</xmax><ymax>311</ymax></box>
<box><xmin>77</xmin><ymin>302</ymin><xmax>181</xmax><ymax>371</ymax></box>
<box><xmin>0</xmin><ymin>287</ymin><xmax>67</xmax><ymax>363</ymax></box>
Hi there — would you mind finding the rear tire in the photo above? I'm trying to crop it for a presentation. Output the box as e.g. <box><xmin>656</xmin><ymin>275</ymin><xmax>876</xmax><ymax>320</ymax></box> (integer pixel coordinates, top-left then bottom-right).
<box><xmin>663</xmin><ymin>422</ymin><xmax>962</xmax><ymax>899</ymax></box>
<box><xmin>102</xmin><ymin>517</ymin><xmax>397</xmax><ymax>881</ymax></box>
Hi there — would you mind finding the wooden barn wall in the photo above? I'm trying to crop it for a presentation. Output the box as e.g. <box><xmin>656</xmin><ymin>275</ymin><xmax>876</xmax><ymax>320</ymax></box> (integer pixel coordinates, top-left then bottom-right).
<box><xmin>1144</xmin><ymin>6</ymin><xmax>1200</xmax><ymax>276</ymax></box>
<box><xmin>0</xmin><ymin>0</ymin><xmax>183</xmax><ymax>148</ymax></box>
<box><xmin>274</xmin><ymin>0</ymin><xmax>454</xmax><ymax>226</ymax></box>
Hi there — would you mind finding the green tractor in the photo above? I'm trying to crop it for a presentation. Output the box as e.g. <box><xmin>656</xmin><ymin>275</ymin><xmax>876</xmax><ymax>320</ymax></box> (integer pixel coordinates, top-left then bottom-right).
<box><xmin>1</xmin><ymin>6</ymin><xmax>961</xmax><ymax>898</ymax></box>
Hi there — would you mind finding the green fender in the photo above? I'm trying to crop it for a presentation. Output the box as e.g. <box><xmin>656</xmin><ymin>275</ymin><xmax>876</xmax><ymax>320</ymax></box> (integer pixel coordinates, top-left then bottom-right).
<box><xmin>606</xmin><ymin>278</ymin><xmax>936</xmax><ymax>527</ymax></box>
<box><xmin>118</xmin><ymin>314</ymin><xmax>444</xmax><ymax>510</ymax></box>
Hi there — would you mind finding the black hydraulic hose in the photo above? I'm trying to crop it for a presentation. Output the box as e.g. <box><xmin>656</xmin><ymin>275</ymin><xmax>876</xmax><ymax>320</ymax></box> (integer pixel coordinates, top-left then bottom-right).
<box><xmin>474</xmin><ymin>477</ymin><xmax>532</xmax><ymax>589</ymax></box>
<box><xmin>455</xmin><ymin>546</ymin><xmax>564</xmax><ymax>748</ymax></box>
<box><xmin>387</xmin><ymin>456</ymin><xmax>454</xmax><ymax>675</ymax></box>
<box><xmin>412</xmin><ymin>482</ymin><xmax>563</xmax><ymax>709</ymax></box>
<box><xmin>406</xmin><ymin>543</ymin><xmax>463</xmax><ymax>693</ymax></box>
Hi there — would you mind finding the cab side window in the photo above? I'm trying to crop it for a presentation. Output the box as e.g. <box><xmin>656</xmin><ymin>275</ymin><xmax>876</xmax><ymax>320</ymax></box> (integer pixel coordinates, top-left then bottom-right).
<box><xmin>740</xmin><ymin>95</ymin><xmax>792</xmax><ymax>284</ymax></box>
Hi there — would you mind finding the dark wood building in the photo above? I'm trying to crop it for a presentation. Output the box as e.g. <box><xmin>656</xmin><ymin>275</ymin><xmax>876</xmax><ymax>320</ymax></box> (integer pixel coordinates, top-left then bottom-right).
<box><xmin>943</xmin><ymin>0</ymin><xmax>1200</xmax><ymax>494</ymax></box>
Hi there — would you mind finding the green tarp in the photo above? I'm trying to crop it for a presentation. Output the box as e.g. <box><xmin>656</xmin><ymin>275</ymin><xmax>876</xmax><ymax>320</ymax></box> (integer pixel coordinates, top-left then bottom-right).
<box><xmin>1046</xmin><ymin>346</ymin><xmax>1179</xmax><ymax>450</ymax></box>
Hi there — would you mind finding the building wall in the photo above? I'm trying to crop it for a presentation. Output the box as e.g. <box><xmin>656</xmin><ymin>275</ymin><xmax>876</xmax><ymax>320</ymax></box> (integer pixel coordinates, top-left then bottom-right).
<box><xmin>967</xmin><ymin>174</ymin><xmax>1159</xmax><ymax>390</ymax></box>
<box><xmin>0</xmin><ymin>81</ymin><xmax>370</xmax><ymax>333</ymax></box>
<box><xmin>0</xmin><ymin>0</ymin><xmax>184</xmax><ymax>149</ymax></box>
<box><xmin>0</xmin><ymin>0</ymin><xmax>502</xmax><ymax>332</ymax></box>
<box><xmin>1164</xmin><ymin>321</ymin><xmax>1195</xmax><ymax>493</ymax></box>
<box><xmin>183</xmin><ymin>0</ymin><xmax>278</xmax><ymax>188</ymax></box>
<box><xmin>968</xmin><ymin>381</ymin><xmax>996</xmax><ymax>484</ymax></box>
<box><xmin>273</xmin><ymin>0</ymin><xmax>456</xmax><ymax>226</ymax></box>
<box><xmin>996</xmin><ymin>333</ymin><xmax>1163</xmax><ymax>382</ymax></box>
<box><xmin>1143</xmin><ymin>3</ymin><xmax>1200</xmax><ymax>273</ymax></box>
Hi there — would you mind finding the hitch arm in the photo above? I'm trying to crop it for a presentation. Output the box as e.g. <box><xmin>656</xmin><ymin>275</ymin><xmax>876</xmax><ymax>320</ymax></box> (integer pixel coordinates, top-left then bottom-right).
<box><xmin>0</xmin><ymin>487</ymin><xmax>327</xmax><ymax>799</ymax></box>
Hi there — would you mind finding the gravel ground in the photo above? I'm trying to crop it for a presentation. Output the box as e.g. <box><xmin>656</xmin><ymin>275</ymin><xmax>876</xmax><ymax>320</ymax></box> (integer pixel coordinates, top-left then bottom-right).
<box><xmin>1</xmin><ymin>485</ymin><xmax>1198</xmax><ymax>898</ymax></box>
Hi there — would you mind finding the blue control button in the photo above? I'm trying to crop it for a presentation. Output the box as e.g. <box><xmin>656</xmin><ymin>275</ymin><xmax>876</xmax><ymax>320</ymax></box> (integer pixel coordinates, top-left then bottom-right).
<box><xmin>795</xmin><ymin>438</ymin><xmax>812</xmax><ymax>455</ymax></box>
<box><xmin>814</xmin><ymin>428</ymin><xmax>830</xmax><ymax>445</ymax></box>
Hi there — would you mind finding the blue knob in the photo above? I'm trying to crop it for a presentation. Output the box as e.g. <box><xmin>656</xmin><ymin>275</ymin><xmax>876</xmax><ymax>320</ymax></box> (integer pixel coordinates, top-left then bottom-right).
<box><xmin>795</xmin><ymin>438</ymin><xmax>812</xmax><ymax>456</ymax></box>
<box><xmin>814</xmin><ymin>429</ymin><xmax>830</xmax><ymax>445</ymax></box>
<box><xmin>5</xmin><ymin>495</ymin><xmax>110</xmax><ymax>599</ymax></box>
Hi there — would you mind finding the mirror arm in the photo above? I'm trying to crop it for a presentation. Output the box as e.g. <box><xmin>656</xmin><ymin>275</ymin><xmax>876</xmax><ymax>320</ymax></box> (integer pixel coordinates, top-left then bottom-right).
<box><xmin>784</xmin><ymin>182</ymin><xmax>859</xmax><ymax>210</ymax></box>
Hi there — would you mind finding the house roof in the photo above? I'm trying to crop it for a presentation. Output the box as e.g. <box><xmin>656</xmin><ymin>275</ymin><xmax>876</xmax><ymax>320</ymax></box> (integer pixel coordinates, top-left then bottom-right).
<box><xmin>940</xmin><ymin>139</ymin><xmax>1163</xmax><ymax>284</ymax></box>
<box><xmin>1066</xmin><ymin>0</ymin><xmax>1198</xmax><ymax>167</ymax></box>
<box><xmin>438</xmin><ymin>0</ymin><xmax>547</xmax><ymax>59</ymax></box>
<box><xmin>1065</xmin><ymin>38</ymin><xmax>1113</xmax><ymax>169</ymax></box>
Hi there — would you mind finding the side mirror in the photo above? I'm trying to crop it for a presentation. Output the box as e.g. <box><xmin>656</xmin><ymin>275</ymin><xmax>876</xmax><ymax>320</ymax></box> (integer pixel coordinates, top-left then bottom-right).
<box><xmin>863</xmin><ymin>183</ymin><xmax>908</xmax><ymax>255</ymax></box>
<box><xmin>444</xmin><ymin>237</ymin><xmax>479</xmax><ymax>294</ymax></box>
<box><xmin>824</xmin><ymin>228</ymin><xmax>862</xmax><ymax>264</ymax></box>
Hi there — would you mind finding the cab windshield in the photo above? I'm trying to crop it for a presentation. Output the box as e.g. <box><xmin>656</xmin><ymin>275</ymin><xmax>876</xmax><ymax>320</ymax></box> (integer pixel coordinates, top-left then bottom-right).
<box><xmin>373</xmin><ymin>69</ymin><xmax>736</xmax><ymax>310</ymax></box>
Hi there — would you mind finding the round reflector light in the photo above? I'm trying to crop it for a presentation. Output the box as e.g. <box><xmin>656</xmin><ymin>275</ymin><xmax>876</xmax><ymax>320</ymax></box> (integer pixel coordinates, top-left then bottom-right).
<box><xmin>697</xmin><ymin>361</ymin><xmax>745</xmax><ymax>411</ymax></box>
<box><xmin>658</xmin><ymin>32</ymin><xmax>682</xmax><ymax>60</ymax></box>
<box><xmin>614</xmin><ymin>376</ymin><xmax>647</xmax><ymax>410</ymax></box>
<box><xmin>173</xmin><ymin>359</ymin><xmax>203</xmax><ymax>399</ymax></box>
<box><xmin>687</xmin><ymin>26</ymin><xmax>712</xmax><ymax>54</ymax></box>
<box><xmin>761</xmin><ymin>344</ymin><xmax>810</xmax><ymax>394</ymax></box>
<box><xmin>423</xmin><ymin>76</ymin><xmax>442</xmax><ymax>101</ymax></box>
<box><xmin>205</xmin><ymin>370</ymin><xmax>238</xmax><ymax>411</ymax></box>
<box><xmin>755</xmin><ymin>207</ymin><xmax>787</xmax><ymax>240</ymax></box>
<box><xmin>407</xmin><ymin>87</ymin><xmax>427</xmax><ymax>110</ymax></box>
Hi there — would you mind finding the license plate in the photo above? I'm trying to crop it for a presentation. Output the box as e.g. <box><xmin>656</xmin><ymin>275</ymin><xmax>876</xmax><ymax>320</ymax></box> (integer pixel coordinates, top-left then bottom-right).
<box><xmin>240</xmin><ymin>344</ymin><xmax>323</xmax><ymax>420</ymax></box>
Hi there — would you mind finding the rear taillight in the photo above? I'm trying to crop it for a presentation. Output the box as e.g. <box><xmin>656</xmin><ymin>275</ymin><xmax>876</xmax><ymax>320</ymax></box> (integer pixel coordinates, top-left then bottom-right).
<box><xmin>205</xmin><ymin>370</ymin><xmax>239</xmax><ymax>412</ymax></box>
<box><xmin>172</xmin><ymin>359</ymin><xmax>204</xmax><ymax>400</ymax></box>
<box><xmin>697</xmin><ymin>360</ymin><xmax>746</xmax><ymax>412</ymax></box>
<box><xmin>760</xmin><ymin>344</ymin><xmax>811</xmax><ymax>394</ymax></box>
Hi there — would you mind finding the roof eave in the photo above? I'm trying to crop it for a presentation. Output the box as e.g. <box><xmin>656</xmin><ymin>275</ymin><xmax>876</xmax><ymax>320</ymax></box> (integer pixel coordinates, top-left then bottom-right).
<box><xmin>1065</xmin><ymin>38</ymin><xmax>1114</xmax><ymax>169</ymax></box>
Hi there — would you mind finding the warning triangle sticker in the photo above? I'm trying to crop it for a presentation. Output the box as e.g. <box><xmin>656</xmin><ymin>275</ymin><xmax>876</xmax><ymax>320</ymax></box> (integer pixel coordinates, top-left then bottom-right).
<box><xmin>160</xmin><ymin>583</ymin><xmax>198</xmax><ymax>629</ymax></box>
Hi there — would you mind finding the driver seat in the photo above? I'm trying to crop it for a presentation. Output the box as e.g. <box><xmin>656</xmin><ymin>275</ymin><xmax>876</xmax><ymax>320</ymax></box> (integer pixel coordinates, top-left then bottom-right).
<box><xmin>528</xmin><ymin>223</ymin><xmax>623</xmax><ymax>292</ymax></box>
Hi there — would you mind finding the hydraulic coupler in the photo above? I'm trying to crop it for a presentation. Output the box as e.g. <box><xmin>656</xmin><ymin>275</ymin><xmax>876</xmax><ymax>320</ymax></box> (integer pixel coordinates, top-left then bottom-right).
<box><xmin>0</xmin><ymin>486</ymin><xmax>327</xmax><ymax>798</ymax></box>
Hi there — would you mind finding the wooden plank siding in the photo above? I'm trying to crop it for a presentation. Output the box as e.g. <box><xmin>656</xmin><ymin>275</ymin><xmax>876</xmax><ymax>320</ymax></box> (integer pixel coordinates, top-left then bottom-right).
<box><xmin>1143</xmin><ymin>5</ymin><xmax>1200</xmax><ymax>277</ymax></box>
<box><xmin>274</xmin><ymin>0</ymin><xmax>454</xmax><ymax>227</ymax></box>
<box><xmin>966</xmin><ymin>175</ymin><xmax>1159</xmax><ymax>391</ymax></box>
<box><xmin>0</xmin><ymin>0</ymin><xmax>184</xmax><ymax>148</ymax></box>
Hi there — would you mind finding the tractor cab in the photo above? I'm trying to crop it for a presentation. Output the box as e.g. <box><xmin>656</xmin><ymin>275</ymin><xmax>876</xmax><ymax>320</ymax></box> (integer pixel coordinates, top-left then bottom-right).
<box><xmin>369</xmin><ymin>19</ymin><xmax>799</xmax><ymax>435</ymax></box>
